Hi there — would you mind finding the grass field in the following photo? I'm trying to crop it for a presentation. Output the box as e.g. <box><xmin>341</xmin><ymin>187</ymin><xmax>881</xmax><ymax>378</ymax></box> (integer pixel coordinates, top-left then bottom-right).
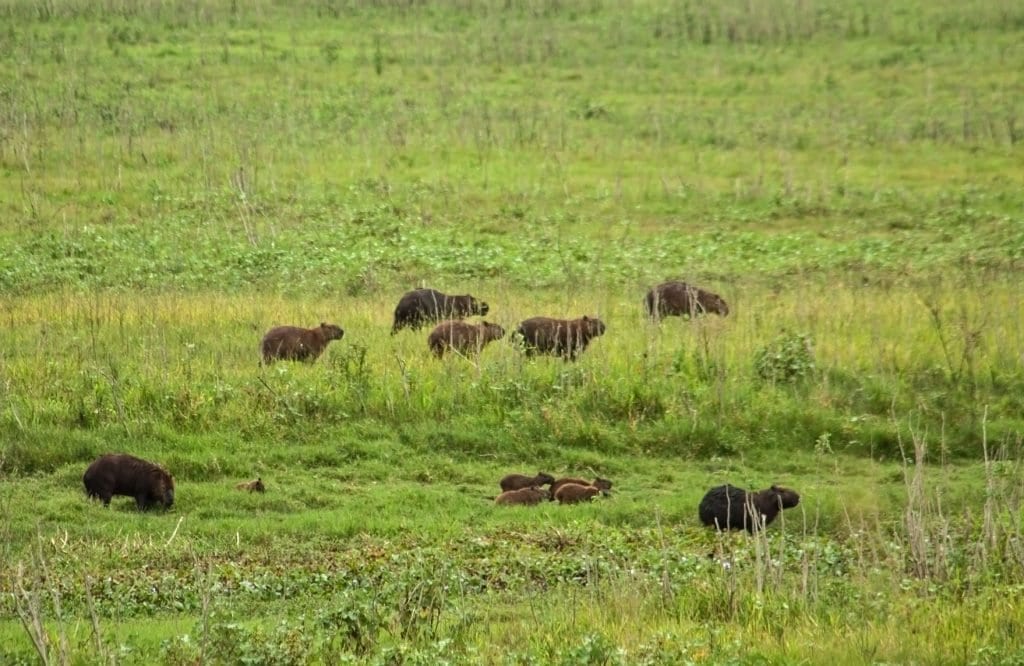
<box><xmin>1</xmin><ymin>0</ymin><xmax>1023</xmax><ymax>663</ymax></box>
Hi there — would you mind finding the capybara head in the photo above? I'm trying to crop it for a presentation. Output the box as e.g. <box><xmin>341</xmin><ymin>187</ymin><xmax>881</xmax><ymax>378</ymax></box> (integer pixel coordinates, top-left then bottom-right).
<box><xmin>580</xmin><ymin>316</ymin><xmax>607</xmax><ymax>339</ymax></box>
<box><xmin>701</xmin><ymin>292</ymin><xmax>730</xmax><ymax>316</ymax></box>
<box><xmin>468</xmin><ymin>297</ymin><xmax>489</xmax><ymax>316</ymax></box>
<box><xmin>481</xmin><ymin>321</ymin><xmax>505</xmax><ymax>341</ymax></box>
<box><xmin>766</xmin><ymin>485</ymin><xmax>800</xmax><ymax>509</ymax></box>
<box><xmin>237</xmin><ymin>477</ymin><xmax>265</xmax><ymax>493</ymax></box>
<box><xmin>319</xmin><ymin>322</ymin><xmax>345</xmax><ymax>341</ymax></box>
<box><xmin>537</xmin><ymin>472</ymin><xmax>555</xmax><ymax>486</ymax></box>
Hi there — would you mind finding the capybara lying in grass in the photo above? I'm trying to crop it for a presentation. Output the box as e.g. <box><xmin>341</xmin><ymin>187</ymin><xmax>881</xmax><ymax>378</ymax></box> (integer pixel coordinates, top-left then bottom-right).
<box><xmin>645</xmin><ymin>281</ymin><xmax>729</xmax><ymax>319</ymax></box>
<box><xmin>261</xmin><ymin>322</ymin><xmax>344</xmax><ymax>364</ymax></box>
<box><xmin>499</xmin><ymin>472</ymin><xmax>556</xmax><ymax>492</ymax></box>
<box><xmin>392</xmin><ymin>288</ymin><xmax>489</xmax><ymax>333</ymax></box>
<box><xmin>698</xmin><ymin>484</ymin><xmax>800</xmax><ymax>532</ymax></box>
<box><xmin>554</xmin><ymin>483</ymin><xmax>602</xmax><ymax>504</ymax></box>
<box><xmin>83</xmin><ymin>453</ymin><xmax>175</xmax><ymax>511</ymax></box>
<box><xmin>236</xmin><ymin>477</ymin><xmax>265</xmax><ymax>493</ymax></box>
<box><xmin>515</xmin><ymin>316</ymin><xmax>606</xmax><ymax>361</ymax></box>
<box><xmin>428</xmin><ymin>320</ymin><xmax>505</xmax><ymax>358</ymax></box>
<box><xmin>495</xmin><ymin>487</ymin><xmax>549</xmax><ymax>506</ymax></box>
<box><xmin>550</xmin><ymin>477</ymin><xmax>613</xmax><ymax>497</ymax></box>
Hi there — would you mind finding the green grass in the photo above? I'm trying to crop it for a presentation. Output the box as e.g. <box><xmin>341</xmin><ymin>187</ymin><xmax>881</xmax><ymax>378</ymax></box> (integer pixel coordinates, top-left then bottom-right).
<box><xmin>2</xmin><ymin>0</ymin><xmax>1024</xmax><ymax>663</ymax></box>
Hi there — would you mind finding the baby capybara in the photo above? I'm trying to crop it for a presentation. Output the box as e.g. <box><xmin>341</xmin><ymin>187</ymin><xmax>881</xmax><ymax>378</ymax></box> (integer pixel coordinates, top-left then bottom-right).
<box><xmin>550</xmin><ymin>477</ymin><xmax>613</xmax><ymax>497</ymax></box>
<box><xmin>554</xmin><ymin>483</ymin><xmax>602</xmax><ymax>504</ymax></box>
<box><xmin>645</xmin><ymin>281</ymin><xmax>729</xmax><ymax>319</ymax></box>
<box><xmin>698</xmin><ymin>484</ymin><xmax>800</xmax><ymax>532</ymax></box>
<box><xmin>428</xmin><ymin>320</ymin><xmax>505</xmax><ymax>358</ymax></box>
<box><xmin>261</xmin><ymin>322</ymin><xmax>344</xmax><ymax>364</ymax></box>
<box><xmin>515</xmin><ymin>316</ymin><xmax>607</xmax><ymax>361</ymax></box>
<box><xmin>236</xmin><ymin>477</ymin><xmax>265</xmax><ymax>493</ymax></box>
<box><xmin>392</xmin><ymin>288</ymin><xmax>489</xmax><ymax>334</ymax></box>
<box><xmin>495</xmin><ymin>487</ymin><xmax>549</xmax><ymax>506</ymax></box>
<box><xmin>500</xmin><ymin>472</ymin><xmax>556</xmax><ymax>492</ymax></box>
<box><xmin>83</xmin><ymin>453</ymin><xmax>175</xmax><ymax>511</ymax></box>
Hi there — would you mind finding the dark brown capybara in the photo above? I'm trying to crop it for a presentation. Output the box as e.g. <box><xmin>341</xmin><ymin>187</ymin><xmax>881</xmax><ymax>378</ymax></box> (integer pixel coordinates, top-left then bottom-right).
<box><xmin>515</xmin><ymin>316</ymin><xmax>607</xmax><ymax>361</ymax></box>
<box><xmin>260</xmin><ymin>322</ymin><xmax>344</xmax><ymax>364</ymax></box>
<box><xmin>428</xmin><ymin>320</ymin><xmax>505</xmax><ymax>358</ymax></box>
<box><xmin>550</xmin><ymin>477</ymin><xmax>613</xmax><ymax>497</ymax></box>
<box><xmin>83</xmin><ymin>453</ymin><xmax>175</xmax><ymax>511</ymax></box>
<box><xmin>645</xmin><ymin>281</ymin><xmax>729</xmax><ymax>320</ymax></box>
<box><xmin>236</xmin><ymin>477</ymin><xmax>265</xmax><ymax>493</ymax></box>
<box><xmin>495</xmin><ymin>487</ymin><xmax>549</xmax><ymax>506</ymax></box>
<box><xmin>391</xmin><ymin>288</ymin><xmax>489</xmax><ymax>334</ymax></box>
<box><xmin>499</xmin><ymin>472</ymin><xmax>556</xmax><ymax>492</ymax></box>
<box><xmin>698</xmin><ymin>484</ymin><xmax>800</xmax><ymax>533</ymax></box>
<box><xmin>554</xmin><ymin>483</ymin><xmax>603</xmax><ymax>504</ymax></box>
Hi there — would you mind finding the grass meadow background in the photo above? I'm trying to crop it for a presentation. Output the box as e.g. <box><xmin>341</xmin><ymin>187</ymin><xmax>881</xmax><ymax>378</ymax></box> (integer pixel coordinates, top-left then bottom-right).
<box><xmin>1</xmin><ymin>0</ymin><xmax>1023</xmax><ymax>663</ymax></box>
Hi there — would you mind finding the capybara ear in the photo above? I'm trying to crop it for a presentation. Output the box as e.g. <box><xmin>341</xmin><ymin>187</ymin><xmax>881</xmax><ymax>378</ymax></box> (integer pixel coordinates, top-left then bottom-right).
<box><xmin>582</xmin><ymin>315</ymin><xmax>590</xmax><ymax>321</ymax></box>
<box><xmin>320</xmin><ymin>322</ymin><xmax>328</xmax><ymax>328</ymax></box>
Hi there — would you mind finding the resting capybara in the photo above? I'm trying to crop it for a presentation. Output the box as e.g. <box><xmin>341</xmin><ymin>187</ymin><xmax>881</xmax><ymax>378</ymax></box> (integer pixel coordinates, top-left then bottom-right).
<box><xmin>645</xmin><ymin>281</ymin><xmax>729</xmax><ymax>319</ymax></box>
<box><xmin>428</xmin><ymin>320</ymin><xmax>505</xmax><ymax>358</ymax></box>
<box><xmin>550</xmin><ymin>477</ymin><xmax>613</xmax><ymax>497</ymax></box>
<box><xmin>391</xmin><ymin>288</ymin><xmax>489</xmax><ymax>334</ymax></box>
<box><xmin>495</xmin><ymin>487</ymin><xmax>549</xmax><ymax>506</ymax></box>
<box><xmin>500</xmin><ymin>472</ymin><xmax>556</xmax><ymax>492</ymax></box>
<box><xmin>260</xmin><ymin>322</ymin><xmax>344</xmax><ymax>364</ymax></box>
<box><xmin>83</xmin><ymin>453</ymin><xmax>175</xmax><ymax>511</ymax></box>
<box><xmin>698</xmin><ymin>484</ymin><xmax>800</xmax><ymax>532</ymax></box>
<box><xmin>236</xmin><ymin>477</ymin><xmax>265</xmax><ymax>493</ymax></box>
<box><xmin>515</xmin><ymin>316</ymin><xmax>607</xmax><ymax>361</ymax></box>
<box><xmin>554</xmin><ymin>483</ymin><xmax>602</xmax><ymax>504</ymax></box>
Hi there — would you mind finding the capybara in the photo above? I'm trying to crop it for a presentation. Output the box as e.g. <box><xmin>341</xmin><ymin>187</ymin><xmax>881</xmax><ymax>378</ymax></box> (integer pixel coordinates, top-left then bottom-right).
<box><xmin>236</xmin><ymin>477</ymin><xmax>265</xmax><ymax>493</ymax></box>
<box><xmin>260</xmin><ymin>322</ymin><xmax>344</xmax><ymax>364</ymax></box>
<box><xmin>495</xmin><ymin>487</ymin><xmax>549</xmax><ymax>506</ymax></box>
<box><xmin>515</xmin><ymin>316</ymin><xmax>607</xmax><ymax>361</ymax></box>
<box><xmin>550</xmin><ymin>477</ymin><xmax>613</xmax><ymax>497</ymax></box>
<box><xmin>428</xmin><ymin>320</ymin><xmax>505</xmax><ymax>358</ymax></box>
<box><xmin>645</xmin><ymin>281</ymin><xmax>729</xmax><ymax>319</ymax></box>
<box><xmin>391</xmin><ymin>288</ymin><xmax>489</xmax><ymax>334</ymax></box>
<box><xmin>500</xmin><ymin>472</ymin><xmax>556</xmax><ymax>492</ymax></box>
<box><xmin>698</xmin><ymin>484</ymin><xmax>800</xmax><ymax>532</ymax></box>
<box><xmin>554</xmin><ymin>483</ymin><xmax>602</xmax><ymax>504</ymax></box>
<box><xmin>83</xmin><ymin>453</ymin><xmax>175</xmax><ymax>511</ymax></box>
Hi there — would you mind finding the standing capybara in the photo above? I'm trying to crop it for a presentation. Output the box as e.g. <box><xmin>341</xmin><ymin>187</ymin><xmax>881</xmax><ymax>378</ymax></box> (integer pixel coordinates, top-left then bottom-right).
<box><xmin>391</xmin><ymin>288</ymin><xmax>489</xmax><ymax>334</ymax></box>
<box><xmin>499</xmin><ymin>472</ymin><xmax>556</xmax><ymax>492</ymax></box>
<box><xmin>236</xmin><ymin>478</ymin><xmax>265</xmax><ymax>493</ymax></box>
<box><xmin>645</xmin><ymin>281</ymin><xmax>729</xmax><ymax>320</ymax></box>
<box><xmin>698</xmin><ymin>484</ymin><xmax>800</xmax><ymax>532</ymax></box>
<box><xmin>260</xmin><ymin>322</ymin><xmax>344</xmax><ymax>364</ymax></box>
<box><xmin>83</xmin><ymin>453</ymin><xmax>175</xmax><ymax>511</ymax></box>
<box><xmin>428</xmin><ymin>320</ymin><xmax>506</xmax><ymax>358</ymax></box>
<box><xmin>495</xmin><ymin>487</ymin><xmax>549</xmax><ymax>506</ymax></box>
<box><xmin>515</xmin><ymin>316</ymin><xmax>607</xmax><ymax>361</ymax></box>
<box><xmin>550</xmin><ymin>477</ymin><xmax>613</xmax><ymax>497</ymax></box>
<box><xmin>554</xmin><ymin>483</ymin><xmax>603</xmax><ymax>504</ymax></box>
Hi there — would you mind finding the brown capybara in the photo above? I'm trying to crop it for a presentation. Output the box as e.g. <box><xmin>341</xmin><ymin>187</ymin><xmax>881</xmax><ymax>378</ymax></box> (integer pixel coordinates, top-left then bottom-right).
<box><xmin>391</xmin><ymin>288</ymin><xmax>489</xmax><ymax>334</ymax></box>
<box><xmin>550</xmin><ymin>477</ymin><xmax>613</xmax><ymax>497</ymax></box>
<box><xmin>515</xmin><ymin>316</ymin><xmax>607</xmax><ymax>361</ymax></box>
<box><xmin>236</xmin><ymin>477</ymin><xmax>265</xmax><ymax>493</ymax></box>
<box><xmin>554</xmin><ymin>483</ymin><xmax>602</xmax><ymax>504</ymax></box>
<box><xmin>645</xmin><ymin>281</ymin><xmax>729</xmax><ymax>320</ymax></box>
<box><xmin>495</xmin><ymin>487</ymin><xmax>549</xmax><ymax>506</ymax></box>
<box><xmin>698</xmin><ymin>484</ymin><xmax>800</xmax><ymax>533</ymax></box>
<box><xmin>499</xmin><ymin>472</ymin><xmax>556</xmax><ymax>492</ymax></box>
<box><xmin>83</xmin><ymin>453</ymin><xmax>175</xmax><ymax>511</ymax></box>
<box><xmin>428</xmin><ymin>320</ymin><xmax>505</xmax><ymax>358</ymax></box>
<box><xmin>260</xmin><ymin>322</ymin><xmax>344</xmax><ymax>364</ymax></box>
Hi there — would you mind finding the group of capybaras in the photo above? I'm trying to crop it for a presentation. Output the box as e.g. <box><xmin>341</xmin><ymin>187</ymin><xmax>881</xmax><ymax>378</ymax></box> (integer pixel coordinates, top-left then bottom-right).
<box><xmin>81</xmin><ymin>281</ymin><xmax>800</xmax><ymax>533</ymax></box>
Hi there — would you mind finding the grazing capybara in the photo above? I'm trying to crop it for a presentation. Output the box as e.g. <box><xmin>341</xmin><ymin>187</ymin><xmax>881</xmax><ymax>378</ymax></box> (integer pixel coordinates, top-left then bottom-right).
<box><xmin>645</xmin><ymin>281</ymin><xmax>729</xmax><ymax>319</ymax></box>
<box><xmin>698</xmin><ymin>484</ymin><xmax>800</xmax><ymax>532</ymax></box>
<box><xmin>500</xmin><ymin>472</ymin><xmax>556</xmax><ymax>492</ymax></box>
<box><xmin>515</xmin><ymin>316</ymin><xmax>607</xmax><ymax>361</ymax></box>
<box><xmin>550</xmin><ymin>477</ymin><xmax>613</xmax><ymax>497</ymax></box>
<box><xmin>495</xmin><ymin>487</ymin><xmax>549</xmax><ymax>506</ymax></box>
<box><xmin>236</xmin><ymin>477</ymin><xmax>265</xmax><ymax>493</ymax></box>
<box><xmin>391</xmin><ymin>288</ymin><xmax>489</xmax><ymax>334</ymax></box>
<box><xmin>260</xmin><ymin>322</ymin><xmax>344</xmax><ymax>364</ymax></box>
<box><xmin>83</xmin><ymin>453</ymin><xmax>175</xmax><ymax>511</ymax></box>
<box><xmin>428</xmin><ymin>320</ymin><xmax>505</xmax><ymax>358</ymax></box>
<box><xmin>554</xmin><ymin>483</ymin><xmax>602</xmax><ymax>504</ymax></box>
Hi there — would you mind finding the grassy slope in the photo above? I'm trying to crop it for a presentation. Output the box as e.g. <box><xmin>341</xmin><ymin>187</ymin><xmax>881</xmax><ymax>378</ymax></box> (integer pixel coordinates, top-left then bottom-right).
<box><xmin>1</xmin><ymin>0</ymin><xmax>1024</xmax><ymax>663</ymax></box>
